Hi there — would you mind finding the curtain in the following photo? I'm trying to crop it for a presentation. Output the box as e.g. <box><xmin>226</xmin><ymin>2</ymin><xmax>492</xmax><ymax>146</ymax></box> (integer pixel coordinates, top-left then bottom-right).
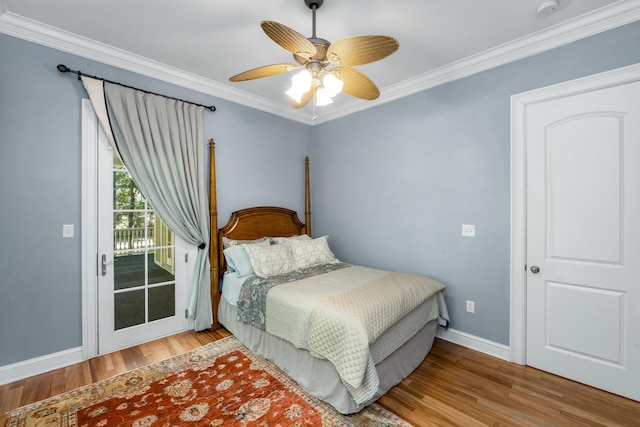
<box><xmin>82</xmin><ymin>76</ymin><xmax>212</xmax><ymax>331</ymax></box>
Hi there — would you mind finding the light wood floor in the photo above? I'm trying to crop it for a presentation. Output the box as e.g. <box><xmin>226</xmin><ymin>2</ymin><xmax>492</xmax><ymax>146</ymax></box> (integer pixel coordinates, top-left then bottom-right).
<box><xmin>1</xmin><ymin>330</ymin><xmax>638</xmax><ymax>426</ymax></box>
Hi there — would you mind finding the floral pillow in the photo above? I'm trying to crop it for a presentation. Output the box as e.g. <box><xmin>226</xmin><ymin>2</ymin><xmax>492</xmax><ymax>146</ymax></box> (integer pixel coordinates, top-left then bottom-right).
<box><xmin>244</xmin><ymin>243</ymin><xmax>297</xmax><ymax>278</ymax></box>
<box><xmin>287</xmin><ymin>235</ymin><xmax>337</xmax><ymax>269</ymax></box>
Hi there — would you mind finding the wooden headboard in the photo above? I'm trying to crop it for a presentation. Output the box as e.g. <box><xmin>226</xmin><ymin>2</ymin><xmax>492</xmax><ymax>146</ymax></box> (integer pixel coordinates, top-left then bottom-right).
<box><xmin>208</xmin><ymin>139</ymin><xmax>311</xmax><ymax>329</ymax></box>
<box><xmin>217</xmin><ymin>206</ymin><xmax>308</xmax><ymax>278</ymax></box>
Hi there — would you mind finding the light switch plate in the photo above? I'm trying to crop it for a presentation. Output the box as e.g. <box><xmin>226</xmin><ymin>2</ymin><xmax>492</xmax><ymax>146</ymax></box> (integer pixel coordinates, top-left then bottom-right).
<box><xmin>62</xmin><ymin>224</ymin><xmax>74</xmax><ymax>238</ymax></box>
<box><xmin>462</xmin><ymin>224</ymin><xmax>475</xmax><ymax>237</ymax></box>
<box><xmin>466</xmin><ymin>300</ymin><xmax>475</xmax><ymax>313</ymax></box>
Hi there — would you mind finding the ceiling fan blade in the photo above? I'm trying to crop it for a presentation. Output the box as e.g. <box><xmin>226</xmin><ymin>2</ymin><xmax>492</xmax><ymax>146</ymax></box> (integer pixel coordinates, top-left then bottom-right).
<box><xmin>261</xmin><ymin>21</ymin><xmax>317</xmax><ymax>59</ymax></box>
<box><xmin>327</xmin><ymin>36</ymin><xmax>399</xmax><ymax>66</ymax></box>
<box><xmin>229</xmin><ymin>64</ymin><xmax>297</xmax><ymax>82</ymax></box>
<box><xmin>290</xmin><ymin>88</ymin><xmax>315</xmax><ymax>109</ymax></box>
<box><xmin>333</xmin><ymin>67</ymin><xmax>380</xmax><ymax>100</ymax></box>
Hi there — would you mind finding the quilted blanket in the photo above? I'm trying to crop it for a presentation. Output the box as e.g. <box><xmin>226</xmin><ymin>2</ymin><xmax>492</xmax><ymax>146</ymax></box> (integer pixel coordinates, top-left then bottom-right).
<box><xmin>236</xmin><ymin>262</ymin><xmax>351</xmax><ymax>329</ymax></box>
<box><xmin>263</xmin><ymin>265</ymin><xmax>448</xmax><ymax>404</ymax></box>
<box><xmin>306</xmin><ymin>270</ymin><xmax>446</xmax><ymax>388</ymax></box>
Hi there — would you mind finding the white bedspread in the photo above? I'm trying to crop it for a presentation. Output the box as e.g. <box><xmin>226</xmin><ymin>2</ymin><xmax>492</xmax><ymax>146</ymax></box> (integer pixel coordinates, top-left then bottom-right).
<box><xmin>265</xmin><ymin>265</ymin><xmax>448</xmax><ymax>404</ymax></box>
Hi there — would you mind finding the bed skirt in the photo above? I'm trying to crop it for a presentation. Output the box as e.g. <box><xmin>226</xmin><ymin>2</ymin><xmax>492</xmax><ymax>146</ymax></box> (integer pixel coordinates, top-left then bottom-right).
<box><xmin>218</xmin><ymin>297</ymin><xmax>438</xmax><ymax>414</ymax></box>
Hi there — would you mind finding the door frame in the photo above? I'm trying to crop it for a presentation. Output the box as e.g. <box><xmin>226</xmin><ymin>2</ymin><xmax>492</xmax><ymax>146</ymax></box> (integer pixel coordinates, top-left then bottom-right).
<box><xmin>82</xmin><ymin>99</ymin><xmax>99</xmax><ymax>359</ymax></box>
<box><xmin>509</xmin><ymin>63</ymin><xmax>640</xmax><ymax>364</ymax></box>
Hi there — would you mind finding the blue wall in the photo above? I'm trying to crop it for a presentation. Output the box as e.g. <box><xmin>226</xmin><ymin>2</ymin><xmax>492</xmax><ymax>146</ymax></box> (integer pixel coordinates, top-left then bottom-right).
<box><xmin>311</xmin><ymin>21</ymin><xmax>640</xmax><ymax>344</ymax></box>
<box><xmin>0</xmin><ymin>33</ymin><xmax>311</xmax><ymax>366</ymax></box>
<box><xmin>1</xmin><ymin>19</ymin><xmax>639</xmax><ymax>368</ymax></box>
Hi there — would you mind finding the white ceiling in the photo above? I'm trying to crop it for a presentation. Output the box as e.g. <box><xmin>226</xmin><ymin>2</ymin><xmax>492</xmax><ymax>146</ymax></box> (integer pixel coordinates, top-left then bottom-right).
<box><xmin>1</xmin><ymin>0</ymin><xmax>639</xmax><ymax>123</ymax></box>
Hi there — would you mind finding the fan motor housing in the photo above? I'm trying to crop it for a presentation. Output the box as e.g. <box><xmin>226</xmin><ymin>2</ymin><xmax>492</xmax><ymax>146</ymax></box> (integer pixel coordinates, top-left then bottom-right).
<box><xmin>294</xmin><ymin>37</ymin><xmax>330</xmax><ymax>64</ymax></box>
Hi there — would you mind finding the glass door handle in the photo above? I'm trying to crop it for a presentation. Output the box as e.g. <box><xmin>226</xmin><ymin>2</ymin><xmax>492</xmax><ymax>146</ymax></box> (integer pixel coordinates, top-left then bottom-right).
<box><xmin>101</xmin><ymin>254</ymin><xmax>113</xmax><ymax>276</ymax></box>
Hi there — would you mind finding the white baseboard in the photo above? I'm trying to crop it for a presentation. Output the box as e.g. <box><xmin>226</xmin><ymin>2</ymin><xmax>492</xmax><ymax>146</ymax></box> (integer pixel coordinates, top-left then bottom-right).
<box><xmin>436</xmin><ymin>327</ymin><xmax>511</xmax><ymax>361</ymax></box>
<box><xmin>0</xmin><ymin>329</ymin><xmax>510</xmax><ymax>386</ymax></box>
<box><xmin>0</xmin><ymin>347</ymin><xmax>83</xmax><ymax>386</ymax></box>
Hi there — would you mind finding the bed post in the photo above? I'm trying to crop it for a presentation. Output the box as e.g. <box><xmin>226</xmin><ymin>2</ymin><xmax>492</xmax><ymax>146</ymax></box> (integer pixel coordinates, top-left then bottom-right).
<box><xmin>209</xmin><ymin>138</ymin><xmax>220</xmax><ymax>330</ymax></box>
<box><xmin>305</xmin><ymin>156</ymin><xmax>312</xmax><ymax>237</ymax></box>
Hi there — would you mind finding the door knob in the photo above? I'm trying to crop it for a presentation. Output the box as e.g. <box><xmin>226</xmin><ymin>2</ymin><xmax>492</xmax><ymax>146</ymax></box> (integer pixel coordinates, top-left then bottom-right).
<box><xmin>530</xmin><ymin>265</ymin><xmax>540</xmax><ymax>274</ymax></box>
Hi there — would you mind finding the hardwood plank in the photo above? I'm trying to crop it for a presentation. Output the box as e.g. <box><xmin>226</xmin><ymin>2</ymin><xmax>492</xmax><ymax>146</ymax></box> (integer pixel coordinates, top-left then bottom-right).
<box><xmin>0</xmin><ymin>384</ymin><xmax>22</xmax><ymax>422</ymax></box>
<box><xmin>2</xmin><ymin>332</ymin><xmax>639</xmax><ymax>427</ymax></box>
<box><xmin>381</xmin><ymin>340</ymin><xmax>640</xmax><ymax>426</ymax></box>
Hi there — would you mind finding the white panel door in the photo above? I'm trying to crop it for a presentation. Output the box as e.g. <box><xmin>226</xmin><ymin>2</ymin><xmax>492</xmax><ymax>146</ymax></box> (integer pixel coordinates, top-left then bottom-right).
<box><xmin>526</xmin><ymin>80</ymin><xmax>640</xmax><ymax>401</ymax></box>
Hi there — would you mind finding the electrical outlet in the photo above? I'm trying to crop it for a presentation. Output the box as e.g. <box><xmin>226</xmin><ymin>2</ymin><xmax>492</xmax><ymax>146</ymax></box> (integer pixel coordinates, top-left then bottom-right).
<box><xmin>466</xmin><ymin>300</ymin><xmax>475</xmax><ymax>313</ymax></box>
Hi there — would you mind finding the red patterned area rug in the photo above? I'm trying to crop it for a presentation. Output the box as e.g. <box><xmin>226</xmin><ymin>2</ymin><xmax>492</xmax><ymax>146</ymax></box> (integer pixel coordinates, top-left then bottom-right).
<box><xmin>4</xmin><ymin>336</ymin><xmax>412</xmax><ymax>426</ymax></box>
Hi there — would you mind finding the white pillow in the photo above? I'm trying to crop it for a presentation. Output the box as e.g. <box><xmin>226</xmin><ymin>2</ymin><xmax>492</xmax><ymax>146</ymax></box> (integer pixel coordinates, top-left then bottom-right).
<box><xmin>244</xmin><ymin>243</ymin><xmax>296</xmax><ymax>278</ymax></box>
<box><xmin>223</xmin><ymin>239</ymin><xmax>271</xmax><ymax>275</ymax></box>
<box><xmin>222</xmin><ymin>236</ymin><xmax>268</xmax><ymax>249</ymax></box>
<box><xmin>287</xmin><ymin>235</ymin><xmax>337</xmax><ymax>269</ymax></box>
<box><xmin>270</xmin><ymin>234</ymin><xmax>312</xmax><ymax>245</ymax></box>
<box><xmin>223</xmin><ymin>245</ymin><xmax>253</xmax><ymax>276</ymax></box>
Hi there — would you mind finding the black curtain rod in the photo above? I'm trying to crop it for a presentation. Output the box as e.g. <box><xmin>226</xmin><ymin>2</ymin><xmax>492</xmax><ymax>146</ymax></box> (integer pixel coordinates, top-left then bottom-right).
<box><xmin>57</xmin><ymin>64</ymin><xmax>216</xmax><ymax>112</ymax></box>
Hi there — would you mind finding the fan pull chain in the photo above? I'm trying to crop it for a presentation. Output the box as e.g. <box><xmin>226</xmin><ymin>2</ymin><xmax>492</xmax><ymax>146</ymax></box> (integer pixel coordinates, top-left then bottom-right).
<box><xmin>312</xmin><ymin>94</ymin><xmax>317</xmax><ymax>121</ymax></box>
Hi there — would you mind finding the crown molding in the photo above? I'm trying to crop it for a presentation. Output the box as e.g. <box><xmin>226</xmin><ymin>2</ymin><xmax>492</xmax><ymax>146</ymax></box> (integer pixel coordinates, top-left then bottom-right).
<box><xmin>2</xmin><ymin>1</ymin><xmax>639</xmax><ymax>125</ymax></box>
<box><xmin>313</xmin><ymin>0</ymin><xmax>640</xmax><ymax>124</ymax></box>
<box><xmin>0</xmin><ymin>11</ymin><xmax>314</xmax><ymax>124</ymax></box>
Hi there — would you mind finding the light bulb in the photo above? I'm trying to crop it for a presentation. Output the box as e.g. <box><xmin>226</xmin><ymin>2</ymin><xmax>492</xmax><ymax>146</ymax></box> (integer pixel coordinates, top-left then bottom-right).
<box><xmin>315</xmin><ymin>88</ymin><xmax>333</xmax><ymax>106</ymax></box>
<box><xmin>322</xmin><ymin>73</ymin><xmax>344</xmax><ymax>97</ymax></box>
<box><xmin>285</xmin><ymin>69</ymin><xmax>312</xmax><ymax>103</ymax></box>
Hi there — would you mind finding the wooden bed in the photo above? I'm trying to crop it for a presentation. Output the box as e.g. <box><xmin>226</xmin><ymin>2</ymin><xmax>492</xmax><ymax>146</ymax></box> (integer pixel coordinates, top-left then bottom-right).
<box><xmin>206</xmin><ymin>140</ymin><xmax>448</xmax><ymax>414</ymax></box>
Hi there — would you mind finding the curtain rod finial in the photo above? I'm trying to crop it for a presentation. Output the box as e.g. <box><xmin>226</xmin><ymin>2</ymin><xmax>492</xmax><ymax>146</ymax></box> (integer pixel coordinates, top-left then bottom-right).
<box><xmin>57</xmin><ymin>64</ymin><xmax>70</xmax><ymax>73</ymax></box>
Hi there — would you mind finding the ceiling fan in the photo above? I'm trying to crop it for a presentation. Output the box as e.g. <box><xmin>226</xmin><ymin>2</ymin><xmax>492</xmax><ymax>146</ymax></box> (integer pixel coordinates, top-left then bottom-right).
<box><xmin>228</xmin><ymin>0</ymin><xmax>399</xmax><ymax>109</ymax></box>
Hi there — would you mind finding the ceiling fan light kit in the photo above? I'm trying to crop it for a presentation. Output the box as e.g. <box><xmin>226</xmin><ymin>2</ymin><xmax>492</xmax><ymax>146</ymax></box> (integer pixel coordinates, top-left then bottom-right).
<box><xmin>229</xmin><ymin>0</ymin><xmax>399</xmax><ymax>111</ymax></box>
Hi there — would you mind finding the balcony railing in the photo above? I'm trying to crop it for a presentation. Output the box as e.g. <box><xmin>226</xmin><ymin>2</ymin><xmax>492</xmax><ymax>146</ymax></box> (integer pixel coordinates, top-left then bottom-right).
<box><xmin>114</xmin><ymin>227</ymin><xmax>155</xmax><ymax>252</ymax></box>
